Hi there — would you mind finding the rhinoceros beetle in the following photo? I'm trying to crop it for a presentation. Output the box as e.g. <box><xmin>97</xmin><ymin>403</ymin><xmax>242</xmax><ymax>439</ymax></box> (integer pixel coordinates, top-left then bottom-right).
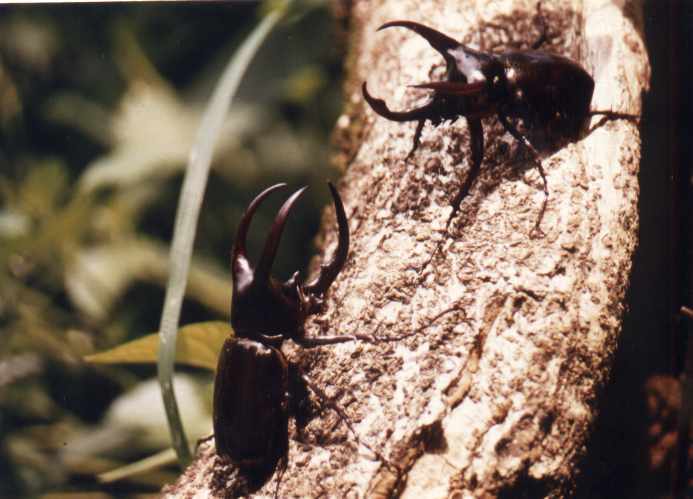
<box><xmin>213</xmin><ymin>182</ymin><xmax>372</xmax><ymax>492</ymax></box>
<box><xmin>362</xmin><ymin>13</ymin><xmax>638</xmax><ymax>241</ymax></box>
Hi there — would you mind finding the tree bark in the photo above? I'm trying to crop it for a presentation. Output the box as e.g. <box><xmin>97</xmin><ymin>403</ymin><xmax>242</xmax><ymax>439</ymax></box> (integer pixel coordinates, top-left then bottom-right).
<box><xmin>164</xmin><ymin>0</ymin><xmax>650</xmax><ymax>497</ymax></box>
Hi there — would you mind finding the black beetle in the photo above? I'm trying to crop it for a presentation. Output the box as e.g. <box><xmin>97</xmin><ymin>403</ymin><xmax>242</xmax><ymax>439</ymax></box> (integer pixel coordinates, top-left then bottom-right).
<box><xmin>362</xmin><ymin>13</ymin><xmax>638</xmax><ymax>240</ymax></box>
<box><xmin>213</xmin><ymin>182</ymin><xmax>370</xmax><ymax>491</ymax></box>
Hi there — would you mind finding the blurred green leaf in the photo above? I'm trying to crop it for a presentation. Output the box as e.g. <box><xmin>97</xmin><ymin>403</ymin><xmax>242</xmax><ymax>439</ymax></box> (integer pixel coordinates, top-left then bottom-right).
<box><xmin>18</xmin><ymin>160</ymin><xmax>68</xmax><ymax>218</ymax></box>
<box><xmin>97</xmin><ymin>447</ymin><xmax>177</xmax><ymax>483</ymax></box>
<box><xmin>76</xmin><ymin>75</ymin><xmax>264</xmax><ymax>193</ymax></box>
<box><xmin>284</xmin><ymin>65</ymin><xmax>326</xmax><ymax>105</ymax></box>
<box><xmin>85</xmin><ymin>321</ymin><xmax>231</xmax><ymax>370</ymax></box>
<box><xmin>0</xmin><ymin>3</ymin><xmax>343</xmax><ymax>494</ymax></box>
<box><xmin>65</xmin><ymin>238</ymin><xmax>231</xmax><ymax>321</ymax></box>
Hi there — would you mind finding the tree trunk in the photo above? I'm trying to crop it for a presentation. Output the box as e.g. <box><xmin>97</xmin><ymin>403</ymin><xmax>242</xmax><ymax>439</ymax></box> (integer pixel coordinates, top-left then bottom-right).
<box><xmin>164</xmin><ymin>0</ymin><xmax>650</xmax><ymax>497</ymax></box>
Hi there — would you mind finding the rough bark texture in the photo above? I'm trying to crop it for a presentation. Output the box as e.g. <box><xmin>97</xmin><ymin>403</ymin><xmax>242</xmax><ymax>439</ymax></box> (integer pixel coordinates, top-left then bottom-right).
<box><xmin>164</xmin><ymin>0</ymin><xmax>650</xmax><ymax>497</ymax></box>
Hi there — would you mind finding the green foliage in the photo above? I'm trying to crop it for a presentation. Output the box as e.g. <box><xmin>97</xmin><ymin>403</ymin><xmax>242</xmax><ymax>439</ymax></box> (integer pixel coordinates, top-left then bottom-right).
<box><xmin>85</xmin><ymin>321</ymin><xmax>231</xmax><ymax>371</ymax></box>
<box><xmin>0</xmin><ymin>2</ymin><xmax>344</xmax><ymax>496</ymax></box>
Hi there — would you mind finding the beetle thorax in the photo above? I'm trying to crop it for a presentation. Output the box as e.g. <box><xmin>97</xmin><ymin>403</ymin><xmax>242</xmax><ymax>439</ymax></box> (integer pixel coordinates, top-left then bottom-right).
<box><xmin>447</xmin><ymin>46</ymin><xmax>486</xmax><ymax>84</ymax></box>
<box><xmin>231</xmin><ymin>278</ymin><xmax>304</xmax><ymax>342</ymax></box>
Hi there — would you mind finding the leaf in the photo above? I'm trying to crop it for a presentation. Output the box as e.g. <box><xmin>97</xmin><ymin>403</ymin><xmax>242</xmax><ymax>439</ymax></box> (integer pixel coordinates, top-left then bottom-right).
<box><xmin>97</xmin><ymin>448</ymin><xmax>177</xmax><ymax>483</ymax></box>
<box><xmin>85</xmin><ymin>321</ymin><xmax>231</xmax><ymax>370</ymax></box>
<box><xmin>76</xmin><ymin>79</ymin><xmax>263</xmax><ymax>193</ymax></box>
<box><xmin>65</xmin><ymin>238</ymin><xmax>231</xmax><ymax>321</ymax></box>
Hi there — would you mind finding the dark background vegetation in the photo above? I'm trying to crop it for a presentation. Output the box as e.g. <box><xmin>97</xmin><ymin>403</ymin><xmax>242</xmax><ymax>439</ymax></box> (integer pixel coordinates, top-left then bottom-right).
<box><xmin>0</xmin><ymin>2</ymin><xmax>347</xmax><ymax>497</ymax></box>
<box><xmin>0</xmin><ymin>1</ymin><xmax>689</xmax><ymax>498</ymax></box>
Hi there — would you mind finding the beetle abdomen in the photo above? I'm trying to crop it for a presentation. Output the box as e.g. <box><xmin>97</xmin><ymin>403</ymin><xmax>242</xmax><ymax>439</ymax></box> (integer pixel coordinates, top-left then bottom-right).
<box><xmin>213</xmin><ymin>337</ymin><xmax>289</xmax><ymax>478</ymax></box>
<box><xmin>500</xmin><ymin>50</ymin><xmax>595</xmax><ymax>150</ymax></box>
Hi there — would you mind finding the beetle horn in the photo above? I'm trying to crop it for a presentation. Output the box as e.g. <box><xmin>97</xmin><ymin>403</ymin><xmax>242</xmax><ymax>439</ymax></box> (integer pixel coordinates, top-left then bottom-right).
<box><xmin>232</xmin><ymin>183</ymin><xmax>287</xmax><ymax>280</ymax></box>
<box><xmin>410</xmin><ymin>80</ymin><xmax>486</xmax><ymax>96</ymax></box>
<box><xmin>304</xmin><ymin>182</ymin><xmax>349</xmax><ymax>297</ymax></box>
<box><xmin>362</xmin><ymin>82</ymin><xmax>438</xmax><ymax>122</ymax></box>
<box><xmin>378</xmin><ymin>20</ymin><xmax>460</xmax><ymax>60</ymax></box>
<box><xmin>255</xmin><ymin>186</ymin><xmax>308</xmax><ymax>284</ymax></box>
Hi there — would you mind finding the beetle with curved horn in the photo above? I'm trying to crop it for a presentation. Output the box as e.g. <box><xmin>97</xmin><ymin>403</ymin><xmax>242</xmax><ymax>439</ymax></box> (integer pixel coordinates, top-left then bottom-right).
<box><xmin>213</xmin><ymin>182</ymin><xmax>372</xmax><ymax>494</ymax></box>
<box><xmin>362</xmin><ymin>9</ymin><xmax>639</xmax><ymax>266</ymax></box>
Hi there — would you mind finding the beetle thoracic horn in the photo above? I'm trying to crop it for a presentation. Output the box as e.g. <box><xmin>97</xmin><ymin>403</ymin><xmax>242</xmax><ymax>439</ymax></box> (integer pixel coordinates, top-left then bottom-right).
<box><xmin>378</xmin><ymin>20</ymin><xmax>460</xmax><ymax>59</ymax></box>
<box><xmin>362</xmin><ymin>82</ymin><xmax>439</xmax><ymax>122</ymax></box>
<box><xmin>254</xmin><ymin>186</ymin><xmax>308</xmax><ymax>284</ymax></box>
<box><xmin>232</xmin><ymin>183</ymin><xmax>287</xmax><ymax>279</ymax></box>
<box><xmin>304</xmin><ymin>182</ymin><xmax>349</xmax><ymax>296</ymax></box>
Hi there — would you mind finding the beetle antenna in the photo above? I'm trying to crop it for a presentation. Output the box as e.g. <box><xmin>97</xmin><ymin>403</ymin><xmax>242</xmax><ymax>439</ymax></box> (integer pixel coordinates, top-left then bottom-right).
<box><xmin>255</xmin><ymin>187</ymin><xmax>308</xmax><ymax>284</ymax></box>
<box><xmin>304</xmin><ymin>182</ymin><xmax>350</xmax><ymax>297</ymax></box>
<box><xmin>362</xmin><ymin>82</ymin><xmax>438</xmax><ymax>122</ymax></box>
<box><xmin>232</xmin><ymin>183</ymin><xmax>287</xmax><ymax>279</ymax></box>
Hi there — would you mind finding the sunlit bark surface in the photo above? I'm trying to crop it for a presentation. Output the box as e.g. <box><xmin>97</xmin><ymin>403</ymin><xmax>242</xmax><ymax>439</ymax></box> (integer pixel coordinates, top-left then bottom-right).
<box><xmin>165</xmin><ymin>1</ymin><xmax>649</xmax><ymax>497</ymax></box>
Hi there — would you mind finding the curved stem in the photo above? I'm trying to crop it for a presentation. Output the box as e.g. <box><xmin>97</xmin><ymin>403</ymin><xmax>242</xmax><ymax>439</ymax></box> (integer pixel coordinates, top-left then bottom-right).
<box><xmin>157</xmin><ymin>1</ymin><xmax>290</xmax><ymax>467</ymax></box>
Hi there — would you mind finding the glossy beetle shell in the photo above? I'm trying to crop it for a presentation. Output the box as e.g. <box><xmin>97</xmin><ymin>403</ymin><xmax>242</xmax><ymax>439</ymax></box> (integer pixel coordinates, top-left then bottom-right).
<box><xmin>211</xmin><ymin>182</ymin><xmax>358</xmax><ymax>492</ymax></box>
<box><xmin>213</xmin><ymin>337</ymin><xmax>289</xmax><ymax>482</ymax></box>
<box><xmin>361</xmin><ymin>18</ymin><xmax>635</xmax><ymax>245</ymax></box>
<box><xmin>497</xmin><ymin>50</ymin><xmax>595</xmax><ymax>150</ymax></box>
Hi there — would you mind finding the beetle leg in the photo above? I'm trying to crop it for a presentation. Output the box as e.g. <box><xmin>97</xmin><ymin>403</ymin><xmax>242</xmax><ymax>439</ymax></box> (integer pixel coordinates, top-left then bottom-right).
<box><xmin>406</xmin><ymin>119</ymin><xmax>426</xmax><ymax>160</ymax></box>
<box><xmin>497</xmin><ymin>112</ymin><xmax>539</xmax><ymax>157</ymax></box>
<box><xmin>497</xmin><ymin>112</ymin><xmax>548</xmax><ymax>237</ymax></box>
<box><xmin>404</xmin><ymin>81</ymin><xmax>485</xmax><ymax>161</ymax></box>
<box><xmin>588</xmin><ymin>110</ymin><xmax>640</xmax><ymax>133</ymax></box>
<box><xmin>303</xmin><ymin>182</ymin><xmax>350</xmax><ymax>297</ymax></box>
<box><xmin>272</xmin><ymin>456</ymin><xmax>288</xmax><ymax>499</ymax></box>
<box><xmin>420</xmin><ymin>118</ymin><xmax>484</xmax><ymax>273</ymax></box>
<box><xmin>363</xmin><ymin>82</ymin><xmax>445</xmax><ymax>159</ymax></box>
<box><xmin>294</xmin><ymin>332</ymin><xmax>375</xmax><ymax>348</ymax></box>
<box><xmin>590</xmin><ymin>110</ymin><xmax>639</xmax><ymax>121</ymax></box>
<box><xmin>531</xmin><ymin>2</ymin><xmax>548</xmax><ymax>50</ymax></box>
<box><xmin>297</xmin><ymin>367</ymin><xmax>390</xmax><ymax>465</ymax></box>
<box><xmin>447</xmin><ymin>117</ymin><xmax>484</xmax><ymax>229</ymax></box>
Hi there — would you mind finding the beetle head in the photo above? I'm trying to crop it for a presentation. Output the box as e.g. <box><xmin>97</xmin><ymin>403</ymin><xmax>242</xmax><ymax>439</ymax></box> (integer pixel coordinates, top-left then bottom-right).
<box><xmin>230</xmin><ymin>183</ymin><xmax>349</xmax><ymax>344</ymax></box>
<box><xmin>362</xmin><ymin>21</ymin><xmax>499</xmax><ymax>139</ymax></box>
